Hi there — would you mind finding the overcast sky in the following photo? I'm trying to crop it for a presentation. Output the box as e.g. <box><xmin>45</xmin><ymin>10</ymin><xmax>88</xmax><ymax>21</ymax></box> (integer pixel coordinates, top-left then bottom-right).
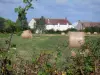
<box><xmin>0</xmin><ymin>0</ymin><xmax>100</xmax><ymax>23</ymax></box>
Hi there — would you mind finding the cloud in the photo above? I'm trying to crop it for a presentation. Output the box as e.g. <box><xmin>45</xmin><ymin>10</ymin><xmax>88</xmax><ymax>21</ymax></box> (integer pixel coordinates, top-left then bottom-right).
<box><xmin>0</xmin><ymin>0</ymin><xmax>100</xmax><ymax>23</ymax></box>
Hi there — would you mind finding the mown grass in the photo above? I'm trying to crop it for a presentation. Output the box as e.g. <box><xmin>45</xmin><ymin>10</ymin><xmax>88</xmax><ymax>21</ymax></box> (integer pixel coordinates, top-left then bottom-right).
<box><xmin>10</xmin><ymin>35</ymin><xmax>70</xmax><ymax>61</ymax></box>
<box><xmin>0</xmin><ymin>34</ymin><xmax>100</xmax><ymax>63</ymax></box>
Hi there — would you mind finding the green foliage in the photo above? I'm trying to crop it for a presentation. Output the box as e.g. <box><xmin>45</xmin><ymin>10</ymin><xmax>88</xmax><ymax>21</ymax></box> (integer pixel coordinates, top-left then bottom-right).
<box><xmin>15</xmin><ymin>19</ymin><xmax>22</xmax><ymax>32</ymax></box>
<box><xmin>15</xmin><ymin>0</ymin><xmax>35</xmax><ymax>31</ymax></box>
<box><xmin>45</xmin><ymin>29</ymin><xmax>61</xmax><ymax>34</ymax></box>
<box><xmin>30</xmin><ymin>28</ymin><xmax>36</xmax><ymax>33</ymax></box>
<box><xmin>4</xmin><ymin>19</ymin><xmax>16</xmax><ymax>33</ymax></box>
<box><xmin>67</xmin><ymin>37</ymin><xmax>100</xmax><ymax>75</ymax></box>
<box><xmin>0</xmin><ymin>35</ymin><xmax>100</xmax><ymax>75</ymax></box>
<box><xmin>16</xmin><ymin>31</ymin><xmax>23</xmax><ymax>36</ymax></box>
<box><xmin>0</xmin><ymin>34</ymin><xmax>9</xmax><ymax>38</ymax></box>
<box><xmin>35</xmin><ymin>16</ymin><xmax>46</xmax><ymax>34</ymax></box>
<box><xmin>85</xmin><ymin>37</ymin><xmax>100</xmax><ymax>57</ymax></box>
<box><xmin>0</xmin><ymin>17</ymin><xmax>5</xmax><ymax>31</ymax></box>
<box><xmin>66</xmin><ymin>28</ymin><xmax>77</xmax><ymax>32</ymax></box>
<box><xmin>0</xmin><ymin>17</ymin><xmax>6</xmax><ymax>33</ymax></box>
<box><xmin>0</xmin><ymin>17</ymin><xmax>16</xmax><ymax>33</ymax></box>
<box><xmin>45</xmin><ymin>29</ymin><xmax>55</xmax><ymax>34</ymax></box>
<box><xmin>38</xmin><ymin>70</ymin><xmax>48</xmax><ymax>75</ymax></box>
<box><xmin>84</xmin><ymin>26</ymin><xmax>100</xmax><ymax>33</ymax></box>
<box><xmin>11</xmin><ymin>44</ymin><xmax>16</xmax><ymax>48</ymax></box>
<box><xmin>0</xmin><ymin>57</ymin><xmax>13</xmax><ymax>75</ymax></box>
<box><xmin>84</xmin><ymin>56</ymin><xmax>94</xmax><ymax>73</ymax></box>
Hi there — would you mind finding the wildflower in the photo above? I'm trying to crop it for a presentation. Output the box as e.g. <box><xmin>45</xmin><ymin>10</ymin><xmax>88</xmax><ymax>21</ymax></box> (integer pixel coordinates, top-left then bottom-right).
<box><xmin>71</xmin><ymin>51</ymin><xmax>76</xmax><ymax>57</ymax></box>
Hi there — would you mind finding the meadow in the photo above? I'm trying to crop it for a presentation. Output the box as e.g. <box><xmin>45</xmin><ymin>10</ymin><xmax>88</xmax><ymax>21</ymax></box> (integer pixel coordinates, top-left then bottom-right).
<box><xmin>0</xmin><ymin>34</ymin><xmax>100</xmax><ymax>75</ymax></box>
<box><xmin>0</xmin><ymin>34</ymin><xmax>100</xmax><ymax>60</ymax></box>
<box><xmin>0</xmin><ymin>34</ymin><xmax>70</xmax><ymax>61</ymax></box>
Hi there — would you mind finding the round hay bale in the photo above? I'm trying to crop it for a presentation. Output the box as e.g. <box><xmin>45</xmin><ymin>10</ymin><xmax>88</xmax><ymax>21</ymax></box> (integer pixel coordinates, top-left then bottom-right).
<box><xmin>61</xmin><ymin>32</ymin><xmax>65</xmax><ymax>35</ymax></box>
<box><xmin>69</xmin><ymin>32</ymin><xmax>85</xmax><ymax>48</ymax></box>
<box><xmin>87</xmin><ymin>32</ymin><xmax>91</xmax><ymax>35</ymax></box>
<box><xmin>94</xmin><ymin>32</ymin><xmax>97</xmax><ymax>35</ymax></box>
<box><xmin>21</xmin><ymin>30</ymin><xmax>32</xmax><ymax>39</ymax></box>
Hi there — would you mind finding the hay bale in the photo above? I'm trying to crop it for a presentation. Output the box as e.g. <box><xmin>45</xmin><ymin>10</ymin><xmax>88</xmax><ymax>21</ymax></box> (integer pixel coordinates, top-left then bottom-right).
<box><xmin>21</xmin><ymin>30</ymin><xmax>32</xmax><ymax>39</ymax></box>
<box><xmin>69</xmin><ymin>32</ymin><xmax>85</xmax><ymax>48</ymax></box>
<box><xmin>87</xmin><ymin>32</ymin><xmax>91</xmax><ymax>35</ymax></box>
<box><xmin>94</xmin><ymin>32</ymin><xmax>98</xmax><ymax>35</ymax></box>
<box><xmin>61</xmin><ymin>32</ymin><xmax>65</xmax><ymax>35</ymax></box>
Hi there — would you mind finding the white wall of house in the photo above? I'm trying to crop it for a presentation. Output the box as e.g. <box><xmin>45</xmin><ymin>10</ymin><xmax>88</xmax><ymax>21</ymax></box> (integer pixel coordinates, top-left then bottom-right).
<box><xmin>28</xmin><ymin>19</ymin><xmax>36</xmax><ymax>29</ymax></box>
<box><xmin>46</xmin><ymin>25</ymin><xmax>54</xmax><ymax>30</ymax></box>
<box><xmin>28</xmin><ymin>19</ymin><xmax>74</xmax><ymax>31</ymax></box>
<box><xmin>46</xmin><ymin>24</ymin><xmax>74</xmax><ymax>31</ymax></box>
<box><xmin>72</xmin><ymin>21</ymin><xmax>83</xmax><ymax>30</ymax></box>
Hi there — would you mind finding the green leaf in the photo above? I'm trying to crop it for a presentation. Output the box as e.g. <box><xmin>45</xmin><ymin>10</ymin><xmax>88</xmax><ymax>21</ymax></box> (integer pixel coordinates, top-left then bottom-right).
<box><xmin>57</xmin><ymin>52</ymin><xmax>62</xmax><ymax>57</ymax></box>
<box><xmin>38</xmin><ymin>70</ymin><xmax>47</xmax><ymax>75</ymax></box>
<box><xmin>23</xmin><ymin>0</ymin><xmax>28</xmax><ymax>3</ymax></box>
<box><xmin>32</xmin><ymin>58</ymin><xmax>36</xmax><ymax>63</ymax></box>
<box><xmin>38</xmin><ymin>71</ymin><xmax>42</xmax><ymax>75</ymax></box>
<box><xmin>46</xmin><ymin>62</ymin><xmax>52</xmax><ymax>68</ymax></box>
<box><xmin>15</xmin><ymin>8</ymin><xmax>19</xmax><ymax>12</ymax></box>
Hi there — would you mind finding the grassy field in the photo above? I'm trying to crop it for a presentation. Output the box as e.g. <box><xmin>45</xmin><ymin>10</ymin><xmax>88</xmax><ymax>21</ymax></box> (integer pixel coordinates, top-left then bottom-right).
<box><xmin>0</xmin><ymin>34</ymin><xmax>100</xmax><ymax>63</ymax></box>
<box><xmin>0</xmin><ymin>33</ymin><xmax>100</xmax><ymax>74</ymax></box>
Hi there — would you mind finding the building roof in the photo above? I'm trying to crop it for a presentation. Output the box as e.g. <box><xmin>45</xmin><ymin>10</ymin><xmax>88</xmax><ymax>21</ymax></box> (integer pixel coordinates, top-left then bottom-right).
<box><xmin>75</xmin><ymin>21</ymin><xmax>100</xmax><ymax>30</ymax></box>
<box><xmin>79</xmin><ymin>21</ymin><xmax>100</xmax><ymax>27</ymax></box>
<box><xmin>34</xmin><ymin>18</ymin><xmax>72</xmax><ymax>25</ymax></box>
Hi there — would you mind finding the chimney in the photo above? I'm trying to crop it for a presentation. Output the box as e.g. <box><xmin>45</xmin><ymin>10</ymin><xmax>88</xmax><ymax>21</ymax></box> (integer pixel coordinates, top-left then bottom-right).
<box><xmin>48</xmin><ymin>18</ymin><xmax>50</xmax><ymax>24</ymax></box>
<box><xmin>78</xmin><ymin>20</ymin><xmax>81</xmax><ymax>25</ymax></box>
<box><xmin>65</xmin><ymin>17</ymin><xmax>68</xmax><ymax>25</ymax></box>
<box><xmin>78</xmin><ymin>20</ymin><xmax>81</xmax><ymax>23</ymax></box>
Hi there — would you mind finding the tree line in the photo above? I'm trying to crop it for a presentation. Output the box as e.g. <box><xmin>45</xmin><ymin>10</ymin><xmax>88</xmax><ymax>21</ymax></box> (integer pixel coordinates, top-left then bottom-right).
<box><xmin>0</xmin><ymin>16</ymin><xmax>29</xmax><ymax>33</ymax></box>
<box><xmin>84</xmin><ymin>26</ymin><xmax>100</xmax><ymax>33</ymax></box>
<box><xmin>0</xmin><ymin>16</ymin><xmax>46</xmax><ymax>34</ymax></box>
<box><xmin>0</xmin><ymin>0</ymin><xmax>34</xmax><ymax>33</ymax></box>
<box><xmin>0</xmin><ymin>17</ymin><xmax>16</xmax><ymax>33</ymax></box>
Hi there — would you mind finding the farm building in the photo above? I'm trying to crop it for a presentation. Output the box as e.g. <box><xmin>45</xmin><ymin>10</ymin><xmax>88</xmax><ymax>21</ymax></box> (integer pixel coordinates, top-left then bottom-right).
<box><xmin>28</xmin><ymin>18</ymin><xmax>74</xmax><ymax>32</ymax></box>
<box><xmin>73</xmin><ymin>20</ymin><xmax>100</xmax><ymax>30</ymax></box>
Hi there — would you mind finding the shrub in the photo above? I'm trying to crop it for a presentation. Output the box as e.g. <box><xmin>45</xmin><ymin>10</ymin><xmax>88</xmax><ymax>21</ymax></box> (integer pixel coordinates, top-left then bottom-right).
<box><xmin>84</xmin><ymin>26</ymin><xmax>100</xmax><ymax>33</ymax></box>
<box><xmin>30</xmin><ymin>28</ymin><xmax>36</xmax><ymax>34</ymax></box>
<box><xmin>16</xmin><ymin>31</ymin><xmax>23</xmax><ymax>36</ymax></box>
<box><xmin>66</xmin><ymin>28</ymin><xmax>78</xmax><ymax>33</ymax></box>
<box><xmin>45</xmin><ymin>29</ymin><xmax>61</xmax><ymax>34</ymax></box>
<box><xmin>11</xmin><ymin>44</ymin><xmax>16</xmax><ymax>48</ymax></box>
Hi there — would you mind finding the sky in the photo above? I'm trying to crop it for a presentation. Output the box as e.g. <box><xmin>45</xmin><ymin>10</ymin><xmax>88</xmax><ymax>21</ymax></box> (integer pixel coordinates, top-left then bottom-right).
<box><xmin>0</xmin><ymin>0</ymin><xmax>100</xmax><ymax>23</ymax></box>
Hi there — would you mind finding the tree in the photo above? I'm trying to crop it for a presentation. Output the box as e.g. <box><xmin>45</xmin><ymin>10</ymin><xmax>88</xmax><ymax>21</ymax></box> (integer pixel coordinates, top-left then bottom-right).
<box><xmin>15</xmin><ymin>0</ymin><xmax>35</xmax><ymax>31</ymax></box>
<box><xmin>35</xmin><ymin>16</ymin><xmax>46</xmax><ymax>34</ymax></box>
<box><xmin>0</xmin><ymin>17</ymin><xmax>5</xmax><ymax>32</ymax></box>
<box><xmin>84</xmin><ymin>27</ymin><xmax>92</xmax><ymax>33</ymax></box>
<box><xmin>84</xmin><ymin>26</ymin><xmax>100</xmax><ymax>33</ymax></box>
<box><xmin>15</xmin><ymin>18</ymin><xmax>22</xmax><ymax>32</ymax></box>
<box><xmin>4</xmin><ymin>19</ymin><xmax>16</xmax><ymax>33</ymax></box>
